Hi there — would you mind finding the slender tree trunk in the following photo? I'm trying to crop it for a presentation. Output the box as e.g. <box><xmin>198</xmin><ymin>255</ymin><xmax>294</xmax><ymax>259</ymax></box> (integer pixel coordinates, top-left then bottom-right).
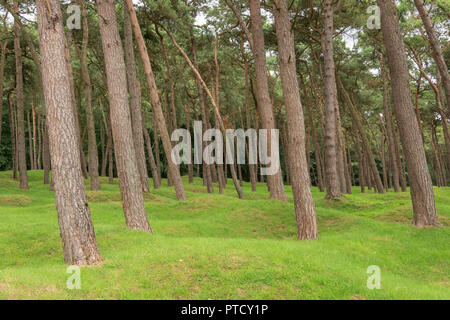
<box><xmin>249</xmin><ymin>0</ymin><xmax>286</xmax><ymax>201</ymax></box>
<box><xmin>100</xmin><ymin>124</ymin><xmax>107</xmax><ymax>177</ymax></box>
<box><xmin>159</xmin><ymin>23</ymin><xmax>244</xmax><ymax>199</ymax></box>
<box><xmin>240</xmin><ymin>36</ymin><xmax>257</xmax><ymax>192</ymax></box>
<box><xmin>143</xmin><ymin>123</ymin><xmax>161</xmax><ymax>189</ymax></box>
<box><xmin>0</xmin><ymin>26</ymin><xmax>7</xmax><ymax>146</ymax></box>
<box><xmin>8</xmin><ymin>95</ymin><xmax>17</xmax><ymax>180</ymax></box>
<box><xmin>123</xmin><ymin>6</ymin><xmax>150</xmax><ymax>193</ymax></box>
<box><xmin>124</xmin><ymin>0</ymin><xmax>186</xmax><ymax>201</ymax></box>
<box><xmin>77</xmin><ymin>0</ymin><xmax>100</xmax><ymax>191</ymax></box>
<box><xmin>97</xmin><ymin>0</ymin><xmax>152</xmax><ymax>232</ymax></box>
<box><xmin>414</xmin><ymin>0</ymin><xmax>450</xmax><ymax>115</ymax></box>
<box><xmin>380</xmin><ymin>53</ymin><xmax>400</xmax><ymax>192</ymax></box>
<box><xmin>27</xmin><ymin>111</ymin><xmax>34</xmax><ymax>170</ymax></box>
<box><xmin>14</xmin><ymin>0</ymin><xmax>28</xmax><ymax>189</ymax></box>
<box><xmin>322</xmin><ymin>0</ymin><xmax>340</xmax><ymax>200</ymax></box>
<box><xmin>32</xmin><ymin>104</ymin><xmax>37</xmax><ymax>170</ymax></box>
<box><xmin>185</xmin><ymin>104</ymin><xmax>194</xmax><ymax>184</ymax></box>
<box><xmin>339</xmin><ymin>77</ymin><xmax>385</xmax><ymax>193</ymax></box>
<box><xmin>43</xmin><ymin>118</ymin><xmax>50</xmax><ymax>185</ymax></box>
<box><xmin>378</xmin><ymin>0</ymin><xmax>439</xmax><ymax>226</ymax></box>
<box><xmin>273</xmin><ymin>0</ymin><xmax>318</xmax><ymax>239</ymax></box>
<box><xmin>214</xmin><ymin>34</ymin><xmax>226</xmax><ymax>194</ymax></box>
<box><xmin>37</xmin><ymin>115</ymin><xmax>42</xmax><ymax>170</ymax></box>
<box><xmin>36</xmin><ymin>0</ymin><xmax>103</xmax><ymax>265</ymax></box>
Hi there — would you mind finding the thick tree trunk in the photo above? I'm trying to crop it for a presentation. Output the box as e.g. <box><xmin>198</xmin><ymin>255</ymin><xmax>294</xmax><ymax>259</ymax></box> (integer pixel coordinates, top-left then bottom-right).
<box><xmin>273</xmin><ymin>0</ymin><xmax>318</xmax><ymax>239</ymax></box>
<box><xmin>249</xmin><ymin>0</ymin><xmax>286</xmax><ymax>201</ymax></box>
<box><xmin>322</xmin><ymin>0</ymin><xmax>340</xmax><ymax>200</ymax></box>
<box><xmin>77</xmin><ymin>0</ymin><xmax>100</xmax><ymax>191</ymax></box>
<box><xmin>36</xmin><ymin>0</ymin><xmax>103</xmax><ymax>265</ymax></box>
<box><xmin>124</xmin><ymin>0</ymin><xmax>186</xmax><ymax>201</ymax></box>
<box><xmin>14</xmin><ymin>0</ymin><xmax>28</xmax><ymax>189</ymax></box>
<box><xmin>97</xmin><ymin>0</ymin><xmax>152</xmax><ymax>232</ymax></box>
<box><xmin>123</xmin><ymin>6</ymin><xmax>150</xmax><ymax>193</ymax></box>
<box><xmin>378</xmin><ymin>0</ymin><xmax>439</xmax><ymax>226</ymax></box>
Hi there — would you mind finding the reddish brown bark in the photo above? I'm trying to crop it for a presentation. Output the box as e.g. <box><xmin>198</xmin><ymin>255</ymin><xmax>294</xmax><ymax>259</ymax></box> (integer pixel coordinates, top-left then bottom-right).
<box><xmin>36</xmin><ymin>0</ymin><xmax>103</xmax><ymax>265</ymax></box>
<box><xmin>97</xmin><ymin>0</ymin><xmax>152</xmax><ymax>232</ymax></box>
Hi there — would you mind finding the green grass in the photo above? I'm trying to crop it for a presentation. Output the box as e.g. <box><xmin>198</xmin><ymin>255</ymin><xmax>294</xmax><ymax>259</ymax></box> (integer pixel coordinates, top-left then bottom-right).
<box><xmin>0</xmin><ymin>170</ymin><xmax>449</xmax><ymax>300</ymax></box>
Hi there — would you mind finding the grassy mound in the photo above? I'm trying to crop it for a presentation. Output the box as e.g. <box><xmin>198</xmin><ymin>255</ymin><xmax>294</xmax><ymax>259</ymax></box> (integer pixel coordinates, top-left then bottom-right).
<box><xmin>0</xmin><ymin>170</ymin><xmax>448</xmax><ymax>299</ymax></box>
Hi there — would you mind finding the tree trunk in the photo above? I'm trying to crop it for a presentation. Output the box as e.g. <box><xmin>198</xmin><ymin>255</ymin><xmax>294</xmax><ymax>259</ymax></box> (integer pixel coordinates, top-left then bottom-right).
<box><xmin>414</xmin><ymin>0</ymin><xmax>450</xmax><ymax>115</ymax></box>
<box><xmin>28</xmin><ymin>111</ymin><xmax>34</xmax><ymax>170</ymax></box>
<box><xmin>380</xmin><ymin>53</ymin><xmax>400</xmax><ymax>192</ymax></box>
<box><xmin>123</xmin><ymin>6</ymin><xmax>150</xmax><ymax>193</ymax></box>
<box><xmin>124</xmin><ymin>0</ymin><xmax>186</xmax><ymax>201</ymax></box>
<box><xmin>0</xmin><ymin>24</ymin><xmax>7</xmax><ymax>146</ymax></box>
<box><xmin>273</xmin><ymin>0</ymin><xmax>318</xmax><ymax>239</ymax></box>
<box><xmin>378</xmin><ymin>0</ymin><xmax>439</xmax><ymax>226</ymax></box>
<box><xmin>338</xmin><ymin>77</ymin><xmax>385</xmax><ymax>193</ymax></box>
<box><xmin>240</xmin><ymin>36</ymin><xmax>257</xmax><ymax>192</ymax></box>
<box><xmin>322</xmin><ymin>0</ymin><xmax>340</xmax><ymax>200</ymax></box>
<box><xmin>14</xmin><ymin>0</ymin><xmax>28</xmax><ymax>189</ymax></box>
<box><xmin>77</xmin><ymin>0</ymin><xmax>100</xmax><ymax>191</ymax></box>
<box><xmin>159</xmin><ymin>23</ymin><xmax>244</xmax><ymax>199</ymax></box>
<box><xmin>143</xmin><ymin>123</ymin><xmax>161</xmax><ymax>189</ymax></box>
<box><xmin>249</xmin><ymin>0</ymin><xmax>286</xmax><ymax>201</ymax></box>
<box><xmin>36</xmin><ymin>0</ymin><xmax>103</xmax><ymax>265</ymax></box>
<box><xmin>43</xmin><ymin>118</ymin><xmax>50</xmax><ymax>185</ymax></box>
<box><xmin>8</xmin><ymin>94</ymin><xmax>17</xmax><ymax>180</ymax></box>
<box><xmin>97</xmin><ymin>0</ymin><xmax>152</xmax><ymax>232</ymax></box>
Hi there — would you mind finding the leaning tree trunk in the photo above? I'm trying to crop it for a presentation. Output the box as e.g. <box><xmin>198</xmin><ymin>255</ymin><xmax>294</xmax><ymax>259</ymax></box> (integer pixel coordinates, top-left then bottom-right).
<box><xmin>77</xmin><ymin>0</ymin><xmax>100</xmax><ymax>191</ymax></box>
<box><xmin>36</xmin><ymin>0</ymin><xmax>103</xmax><ymax>265</ymax></box>
<box><xmin>273</xmin><ymin>0</ymin><xmax>318</xmax><ymax>240</ymax></box>
<box><xmin>249</xmin><ymin>0</ymin><xmax>286</xmax><ymax>201</ymax></box>
<box><xmin>124</xmin><ymin>0</ymin><xmax>186</xmax><ymax>201</ymax></box>
<box><xmin>378</xmin><ymin>0</ymin><xmax>439</xmax><ymax>226</ymax></box>
<box><xmin>321</xmin><ymin>0</ymin><xmax>341</xmax><ymax>200</ymax></box>
<box><xmin>123</xmin><ymin>6</ymin><xmax>150</xmax><ymax>193</ymax></box>
<box><xmin>13</xmin><ymin>0</ymin><xmax>28</xmax><ymax>189</ymax></box>
<box><xmin>97</xmin><ymin>0</ymin><xmax>152</xmax><ymax>232</ymax></box>
<box><xmin>414</xmin><ymin>0</ymin><xmax>450</xmax><ymax>115</ymax></box>
<box><xmin>159</xmin><ymin>23</ymin><xmax>244</xmax><ymax>199</ymax></box>
<box><xmin>338</xmin><ymin>77</ymin><xmax>385</xmax><ymax>193</ymax></box>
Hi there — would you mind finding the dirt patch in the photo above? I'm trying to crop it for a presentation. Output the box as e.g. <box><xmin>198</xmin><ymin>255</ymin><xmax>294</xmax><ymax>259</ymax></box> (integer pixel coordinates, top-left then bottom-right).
<box><xmin>375</xmin><ymin>208</ymin><xmax>412</xmax><ymax>224</ymax></box>
<box><xmin>144</xmin><ymin>193</ymin><xmax>167</xmax><ymax>203</ymax></box>
<box><xmin>0</xmin><ymin>195</ymin><xmax>32</xmax><ymax>207</ymax></box>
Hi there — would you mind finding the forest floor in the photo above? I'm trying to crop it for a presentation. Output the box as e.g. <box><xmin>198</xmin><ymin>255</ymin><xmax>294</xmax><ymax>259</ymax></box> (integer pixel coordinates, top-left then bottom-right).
<box><xmin>0</xmin><ymin>170</ymin><xmax>448</xmax><ymax>300</ymax></box>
